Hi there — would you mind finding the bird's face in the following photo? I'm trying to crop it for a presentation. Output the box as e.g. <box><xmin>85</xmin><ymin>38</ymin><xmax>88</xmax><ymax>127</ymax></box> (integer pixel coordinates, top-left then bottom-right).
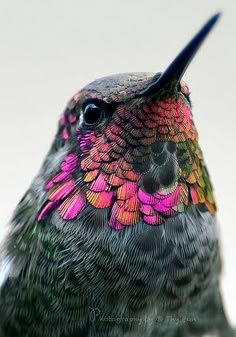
<box><xmin>38</xmin><ymin>15</ymin><xmax>220</xmax><ymax>229</ymax></box>
<box><xmin>38</xmin><ymin>72</ymin><xmax>214</xmax><ymax>229</ymax></box>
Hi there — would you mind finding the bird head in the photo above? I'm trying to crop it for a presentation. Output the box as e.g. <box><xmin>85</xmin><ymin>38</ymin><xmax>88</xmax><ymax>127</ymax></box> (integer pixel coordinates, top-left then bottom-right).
<box><xmin>38</xmin><ymin>14</ymin><xmax>220</xmax><ymax>230</ymax></box>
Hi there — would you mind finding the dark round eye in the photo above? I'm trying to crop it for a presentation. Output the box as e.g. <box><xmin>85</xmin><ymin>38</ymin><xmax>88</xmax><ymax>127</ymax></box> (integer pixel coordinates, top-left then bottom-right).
<box><xmin>83</xmin><ymin>103</ymin><xmax>103</xmax><ymax>126</ymax></box>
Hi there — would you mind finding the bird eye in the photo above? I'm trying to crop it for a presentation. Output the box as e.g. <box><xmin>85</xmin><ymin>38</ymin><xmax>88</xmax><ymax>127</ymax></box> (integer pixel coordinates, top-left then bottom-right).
<box><xmin>83</xmin><ymin>102</ymin><xmax>104</xmax><ymax>126</ymax></box>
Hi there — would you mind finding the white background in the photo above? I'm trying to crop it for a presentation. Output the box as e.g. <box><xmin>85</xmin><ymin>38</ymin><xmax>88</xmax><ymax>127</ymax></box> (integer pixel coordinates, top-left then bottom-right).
<box><xmin>0</xmin><ymin>0</ymin><xmax>235</xmax><ymax>325</ymax></box>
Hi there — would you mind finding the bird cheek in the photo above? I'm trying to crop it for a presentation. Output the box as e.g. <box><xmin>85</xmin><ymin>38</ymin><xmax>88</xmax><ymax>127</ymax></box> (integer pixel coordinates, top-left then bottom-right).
<box><xmin>77</xmin><ymin>130</ymin><xmax>97</xmax><ymax>152</ymax></box>
<box><xmin>180</xmin><ymin>80</ymin><xmax>190</xmax><ymax>96</ymax></box>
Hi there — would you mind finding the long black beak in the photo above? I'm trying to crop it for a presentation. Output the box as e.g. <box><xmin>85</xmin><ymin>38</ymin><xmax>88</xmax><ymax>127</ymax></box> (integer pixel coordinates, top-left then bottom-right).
<box><xmin>136</xmin><ymin>13</ymin><xmax>221</xmax><ymax>98</ymax></box>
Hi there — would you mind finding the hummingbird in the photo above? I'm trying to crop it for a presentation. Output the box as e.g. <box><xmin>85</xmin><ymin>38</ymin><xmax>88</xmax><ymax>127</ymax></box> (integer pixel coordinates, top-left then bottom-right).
<box><xmin>0</xmin><ymin>13</ymin><xmax>234</xmax><ymax>337</ymax></box>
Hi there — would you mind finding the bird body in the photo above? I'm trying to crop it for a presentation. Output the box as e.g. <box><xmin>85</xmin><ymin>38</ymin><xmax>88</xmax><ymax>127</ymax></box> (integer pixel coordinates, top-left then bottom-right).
<box><xmin>0</xmin><ymin>14</ymin><xmax>235</xmax><ymax>337</ymax></box>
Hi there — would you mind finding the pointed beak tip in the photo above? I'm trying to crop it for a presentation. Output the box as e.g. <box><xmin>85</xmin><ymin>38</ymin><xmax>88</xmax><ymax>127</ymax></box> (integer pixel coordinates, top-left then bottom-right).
<box><xmin>207</xmin><ymin>12</ymin><xmax>222</xmax><ymax>30</ymax></box>
<box><xmin>212</xmin><ymin>12</ymin><xmax>222</xmax><ymax>21</ymax></box>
